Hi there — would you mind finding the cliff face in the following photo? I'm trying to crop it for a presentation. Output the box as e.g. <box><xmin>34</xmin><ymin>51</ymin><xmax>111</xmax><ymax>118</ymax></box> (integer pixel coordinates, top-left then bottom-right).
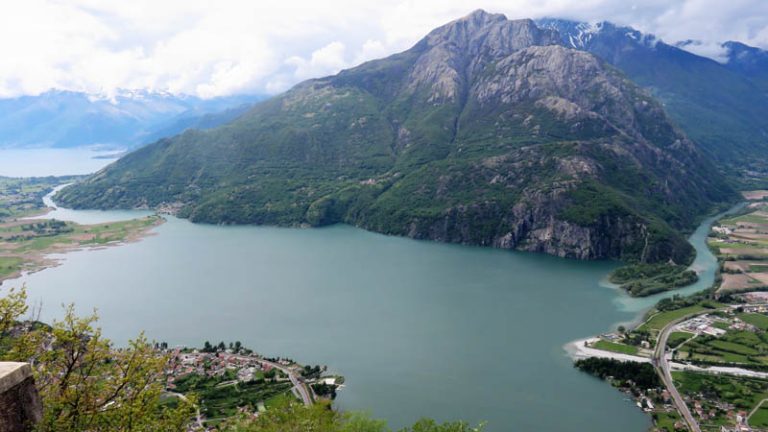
<box><xmin>57</xmin><ymin>10</ymin><xmax>735</xmax><ymax>263</ymax></box>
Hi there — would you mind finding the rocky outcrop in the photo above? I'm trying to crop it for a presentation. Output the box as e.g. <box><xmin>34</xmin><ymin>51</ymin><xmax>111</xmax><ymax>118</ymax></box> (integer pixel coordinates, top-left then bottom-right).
<box><xmin>0</xmin><ymin>363</ymin><xmax>42</xmax><ymax>432</ymax></box>
<box><xmin>359</xmin><ymin>184</ymin><xmax>689</xmax><ymax>262</ymax></box>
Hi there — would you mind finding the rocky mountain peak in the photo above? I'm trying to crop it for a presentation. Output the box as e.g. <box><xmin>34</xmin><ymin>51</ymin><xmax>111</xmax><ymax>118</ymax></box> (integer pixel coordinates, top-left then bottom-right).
<box><xmin>405</xmin><ymin>11</ymin><xmax>561</xmax><ymax>103</ymax></box>
<box><xmin>458</xmin><ymin>9</ymin><xmax>507</xmax><ymax>26</ymax></box>
<box><xmin>422</xmin><ymin>10</ymin><xmax>560</xmax><ymax>55</ymax></box>
<box><xmin>723</xmin><ymin>41</ymin><xmax>768</xmax><ymax>67</ymax></box>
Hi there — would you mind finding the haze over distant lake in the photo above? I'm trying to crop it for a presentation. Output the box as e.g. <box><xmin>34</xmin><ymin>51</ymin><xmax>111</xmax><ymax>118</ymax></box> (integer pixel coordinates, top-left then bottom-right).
<box><xmin>0</xmin><ymin>147</ymin><xmax>118</xmax><ymax>177</ymax></box>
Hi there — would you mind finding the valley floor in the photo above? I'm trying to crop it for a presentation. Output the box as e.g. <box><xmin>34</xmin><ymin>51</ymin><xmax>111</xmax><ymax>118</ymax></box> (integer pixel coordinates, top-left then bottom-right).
<box><xmin>572</xmin><ymin>191</ymin><xmax>768</xmax><ymax>432</ymax></box>
<box><xmin>0</xmin><ymin>178</ymin><xmax>162</xmax><ymax>284</ymax></box>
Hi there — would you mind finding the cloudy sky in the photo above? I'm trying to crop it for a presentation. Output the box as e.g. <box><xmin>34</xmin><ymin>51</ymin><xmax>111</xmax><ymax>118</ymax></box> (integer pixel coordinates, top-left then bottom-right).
<box><xmin>1</xmin><ymin>0</ymin><xmax>767</xmax><ymax>99</ymax></box>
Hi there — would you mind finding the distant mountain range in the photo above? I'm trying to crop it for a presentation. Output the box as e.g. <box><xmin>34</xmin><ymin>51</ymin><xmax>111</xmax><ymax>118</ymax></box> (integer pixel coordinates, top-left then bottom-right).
<box><xmin>58</xmin><ymin>10</ymin><xmax>737</xmax><ymax>264</ymax></box>
<box><xmin>0</xmin><ymin>90</ymin><xmax>264</xmax><ymax>149</ymax></box>
<box><xmin>537</xmin><ymin>19</ymin><xmax>768</xmax><ymax>181</ymax></box>
<box><xmin>722</xmin><ymin>40</ymin><xmax>768</xmax><ymax>91</ymax></box>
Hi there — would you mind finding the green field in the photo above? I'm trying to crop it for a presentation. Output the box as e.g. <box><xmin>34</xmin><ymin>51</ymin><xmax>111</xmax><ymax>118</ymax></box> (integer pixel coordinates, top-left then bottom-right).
<box><xmin>667</xmin><ymin>331</ymin><xmax>694</xmax><ymax>349</ymax></box>
<box><xmin>709</xmin><ymin>339</ymin><xmax>759</xmax><ymax>355</ymax></box>
<box><xmin>739</xmin><ymin>313</ymin><xmax>768</xmax><ymax>331</ymax></box>
<box><xmin>639</xmin><ymin>303</ymin><xmax>723</xmax><ymax>332</ymax></box>
<box><xmin>714</xmin><ymin>240</ymin><xmax>767</xmax><ymax>249</ymax></box>
<box><xmin>0</xmin><ymin>256</ymin><xmax>22</xmax><ymax>278</ymax></box>
<box><xmin>172</xmin><ymin>372</ymin><xmax>294</xmax><ymax>424</ymax></box>
<box><xmin>678</xmin><ymin>330</ymin><xmax>768</xmax><ymax>366</ymax></box>
<box><xmin>593</xmin><ymin>340</ymin><xmax>640</xmax><ymax>355</ymax></box>
<box><xmin>750</xmin><ymin>402</ymin><xmax>768</xmax><ymax>428</ymax></box>
<box><xmin>724</xmin><ymin>214</ymin><xmax>768</xmax><ymax>224</ymax></box>
<box><xmin>264</xmin><ymin>392</ymin><xmax>295</xmax><ymax>409</ymax></box>
<box><xmin>652</xmin><ymin>411</ymin><xmax>681</xmax><ymax>432</ymax></box>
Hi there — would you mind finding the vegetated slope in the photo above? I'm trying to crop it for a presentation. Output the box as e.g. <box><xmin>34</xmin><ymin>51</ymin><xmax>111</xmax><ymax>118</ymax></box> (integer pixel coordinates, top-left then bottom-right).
<box><xmin>58</xmin><ymin>10</ymin><xmax>735</xmax><ymax>263</ymax></box>
<box><xmin>537</xmin><ymin>19</ymin><xmax>768</xmax><ymax>179</ymax></box>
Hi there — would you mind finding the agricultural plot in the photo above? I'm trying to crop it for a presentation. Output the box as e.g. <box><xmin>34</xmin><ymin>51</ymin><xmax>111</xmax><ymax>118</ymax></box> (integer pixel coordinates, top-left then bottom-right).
<box><xmin>672</xmin><ymin>371</ymin><xmax>768</xmax><ymax>430</ymax></box>
<box><xmin>712</xmin><ymin>201</ymin><xmax>768</xmax><ymax>294</ymax></box>
<box><xmin>676</xmin><ymin>329</ymin><xmax>768</xmax><ymax>367</ymax></box>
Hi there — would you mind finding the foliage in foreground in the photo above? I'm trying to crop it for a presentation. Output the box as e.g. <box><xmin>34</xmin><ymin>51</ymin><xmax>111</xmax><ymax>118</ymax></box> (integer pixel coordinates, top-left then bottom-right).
<box><xmin>1</xmin><ymin>286</ymin><xmax>484</xmax><ymax>431</ymax></box>
<box><xmin>1</xmin><ymin>286</ymin><xmax>194</xmax><ymax>432</ymax></box>
<box><xmin>224</xmin><ymin>400</ymin><xmax>484</xmax><ymax>432</ymax></box>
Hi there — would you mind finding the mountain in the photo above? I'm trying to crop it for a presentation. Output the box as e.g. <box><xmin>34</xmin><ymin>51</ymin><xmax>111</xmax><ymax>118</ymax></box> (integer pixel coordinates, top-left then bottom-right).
<box><xmin>723</xmin><ymin>41</ymin><xmax>768</xmax><ymax>91</ymax></box>
<box><xmin>537</xmin><ymin>19</ymin><xmax>768</xmax><ymax>179</ymax></box>
<box><xmin>137</xmin><ymin>102</ymin><xmax>258</xmax><ymax>146</ymax></box>
<box><xmin>0</xmin><ymin>90</ymin><xmax>264</xmax><ymax>149</ymax></box>
<box><xmin>57</xmin><ymin>10</ymin><xmax>735</xmax><ymax>263</ymax></box>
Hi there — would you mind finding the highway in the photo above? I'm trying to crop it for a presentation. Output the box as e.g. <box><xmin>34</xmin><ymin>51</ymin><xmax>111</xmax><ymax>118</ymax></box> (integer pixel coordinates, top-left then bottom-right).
<box><xmin>653</xmin><ymin>313</ymin><xmax>705</xmax><ymax>432</ymax></box>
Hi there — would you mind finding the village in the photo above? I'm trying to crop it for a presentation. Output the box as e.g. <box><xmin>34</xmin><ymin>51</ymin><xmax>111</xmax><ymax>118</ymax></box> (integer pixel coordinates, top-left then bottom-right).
<box><xmin>161</xmin><ymin>343</ymin><xmax>343</xmax><ymax>429</ymax></box>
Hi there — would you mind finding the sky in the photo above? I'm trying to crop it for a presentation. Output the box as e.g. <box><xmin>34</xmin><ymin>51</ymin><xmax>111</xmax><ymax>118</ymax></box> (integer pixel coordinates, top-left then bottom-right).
<box><xmin>0</xmin><ymin>0</ymin><xmax>766</xmax><ymax>99</ymax></box>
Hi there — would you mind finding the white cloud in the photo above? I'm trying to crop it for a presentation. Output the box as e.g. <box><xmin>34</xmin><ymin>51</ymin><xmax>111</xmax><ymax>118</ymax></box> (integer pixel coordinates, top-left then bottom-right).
<box><xmin>0</xmin><ymin>0</ymin><xmax>766</xmax><ymax>98</ymax></box>
<box><xmin>287</xmin><ymin>41</ymin><xmax>348</xmax><ymax>82</ymax></box>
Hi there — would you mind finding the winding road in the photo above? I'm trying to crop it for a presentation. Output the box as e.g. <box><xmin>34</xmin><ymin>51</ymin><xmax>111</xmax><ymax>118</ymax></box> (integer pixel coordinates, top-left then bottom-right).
<box><xmin>230</xmin><ymin>354</ymin><xmax>313</xmax><ymax>406</ymax></box>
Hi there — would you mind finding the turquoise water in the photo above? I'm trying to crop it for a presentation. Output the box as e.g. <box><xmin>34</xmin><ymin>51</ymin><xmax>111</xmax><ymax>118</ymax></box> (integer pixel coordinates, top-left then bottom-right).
<box><xmin>612</xmin><ymin>204</ymin><xmax>746</xmax><ymax>315</ymax></box>
<box><xmin>7</xmin><ymin>195</ymin><xmax>735</xmax><ymax>431</ymax></box>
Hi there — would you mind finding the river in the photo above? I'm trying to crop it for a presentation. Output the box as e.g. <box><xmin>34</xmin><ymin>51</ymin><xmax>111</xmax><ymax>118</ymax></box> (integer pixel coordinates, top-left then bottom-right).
<box><xmin>3</xmin><ymin>189</ymin><xmax>735</xmax><ymax>431</ymax></box>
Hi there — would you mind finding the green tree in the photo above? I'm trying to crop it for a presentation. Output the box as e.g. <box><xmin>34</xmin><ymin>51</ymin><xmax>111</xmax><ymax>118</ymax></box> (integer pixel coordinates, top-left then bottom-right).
<box><xmin>222</xmin><ymin>399</ymin><xmax>483</xmax><ymax>432</ymax></box>
<box><xmin>1</xmin><ymin>286</ymin><xmax>195</xmax><ymax>432</ymax></box>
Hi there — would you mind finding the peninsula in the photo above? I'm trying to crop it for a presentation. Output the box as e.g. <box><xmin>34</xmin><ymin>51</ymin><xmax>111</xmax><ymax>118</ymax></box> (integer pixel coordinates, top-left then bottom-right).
<box><xmin>0</xmin><ymin>177</ymin><xmax>162</xmax><ymax>284</ymax></box>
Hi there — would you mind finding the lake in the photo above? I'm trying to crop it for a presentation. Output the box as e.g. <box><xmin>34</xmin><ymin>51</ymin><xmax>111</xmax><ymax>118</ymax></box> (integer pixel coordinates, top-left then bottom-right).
<box><xmin>5</xmin><ymin>190</ymin><xmax>730</xmax><ymax>431</ymax></box>
<box><xmin>0</xmin><ymin>147</ymin><xmax>119</xmax><ymax>177</ymax></box>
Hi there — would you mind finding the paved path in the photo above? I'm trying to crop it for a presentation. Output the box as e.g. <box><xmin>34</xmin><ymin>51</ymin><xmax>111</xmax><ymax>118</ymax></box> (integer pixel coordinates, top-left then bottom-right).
<box><xmin>748</xmin><ymin>398</ymin><xmax>768</xmax><ymax>423</ymax></box>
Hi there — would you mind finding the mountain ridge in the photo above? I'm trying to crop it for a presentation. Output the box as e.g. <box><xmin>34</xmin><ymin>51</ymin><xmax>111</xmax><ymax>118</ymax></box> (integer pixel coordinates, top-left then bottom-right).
<box><xmin>537</xmin><ymin>17</ymin><xmax>768</xmax><ymax>181</ymax></box>
<box><xmin>57</xmin><ymin>10</ymin><xmax>736</xmax><ymax>263</ymax></box>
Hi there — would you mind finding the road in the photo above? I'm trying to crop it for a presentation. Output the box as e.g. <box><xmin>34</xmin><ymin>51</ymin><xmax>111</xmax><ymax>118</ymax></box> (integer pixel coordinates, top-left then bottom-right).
<box><xmin>748</xmin><ymin>398</ymin><xmax>768</xmax><ymax>423</ymax></box>
<box><xmin>231</xmin><ymin>354</ymin><xmax>313</xmax><ymax>406</ymax></box>
<box><xmin>653</xmin><ymin>313</ymin><xmax>705</xmax><ymax>432</ymax></box>
<box><xmin>168</xmin><ymin>392</ymin><xmax>203</xmax><ymax>428</ymax></box>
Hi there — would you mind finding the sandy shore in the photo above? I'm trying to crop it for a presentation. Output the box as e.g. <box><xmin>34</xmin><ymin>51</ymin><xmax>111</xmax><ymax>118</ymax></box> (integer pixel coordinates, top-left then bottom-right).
<box><xmin>565</xmin><ymin>337</ymin><xmax>768</xmax><ymax>380</ymax></box>
<box><xmin>563</xmin><ymin>337</ymin><xmax>651</xmax><ymax>363</ymax></box>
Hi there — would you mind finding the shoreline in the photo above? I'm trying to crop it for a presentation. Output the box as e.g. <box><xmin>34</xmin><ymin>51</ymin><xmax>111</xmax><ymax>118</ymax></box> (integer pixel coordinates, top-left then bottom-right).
<box><xmin>565</xmin><ymin>202</ymin><xmax>749</xmax><ymax>357</ymax></box>
<box><xmin>564</xmin><ymin>337</ymin><xmax>651</xmax><ymax>363</ymax></box>
<box><xmin>0</xmin><ymin>211</ymin><xmax>164</xmax><ymax>288</ymax></box>
<box><xmin>564</xmin><ymin>337</ymin><xmax>768</xmax><ymax>380</ymax></box>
